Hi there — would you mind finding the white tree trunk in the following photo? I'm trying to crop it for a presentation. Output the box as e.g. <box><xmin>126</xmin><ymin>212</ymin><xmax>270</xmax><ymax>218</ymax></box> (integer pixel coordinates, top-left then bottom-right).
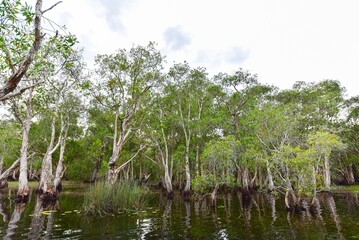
<box><xmin>38</xmin><ymin>109</ymin><xmax>62</xmax><ymax>195</ymax></box>
<box><xmin>54</xmin><ymin>114</ymin><xmax>69</xmax><ymax>191</ymax></box>
<box><xmin>107</xmin><ymin>145</ymin><xmax>121</xmax><ymax>184</ymax></box>
<box><xmin>242</xmin><ymin>167</ymin><xmax>250</xmax><ymax>191</ymax></box>
<box><xmin>195</xmin><ymin>145</ymin><xmax>200</xmax><ymax>176</ymax></box>
<box><xmin>107</xmin><ymin>114</ymin><xmax>131</xmax><ymax>184</ymax></box>
<box><xmin>17</xmin><ymin>88</ymin><xmax>33</xmax><ymax>201</ymax></box>
<box><xmin>54</xmin><ymin>137</ymin><xmax>66</xmax><ymax>192</ymax></box>
<box><xmin>184</xmin><ymin>144</ymin><xmax>191</xmax><ymax>192</ymax></box>
<box><xmin>323</xmin><ymin>155</ymin><xmax>331</xmax><ymax>188</ymax></box>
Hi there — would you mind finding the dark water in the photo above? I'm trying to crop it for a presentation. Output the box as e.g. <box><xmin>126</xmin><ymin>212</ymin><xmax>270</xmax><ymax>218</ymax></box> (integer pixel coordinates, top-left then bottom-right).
<box><xmin>0</xmin><ymin>185</ymin><xmax>359</xmax><ymax>239</ymax></box>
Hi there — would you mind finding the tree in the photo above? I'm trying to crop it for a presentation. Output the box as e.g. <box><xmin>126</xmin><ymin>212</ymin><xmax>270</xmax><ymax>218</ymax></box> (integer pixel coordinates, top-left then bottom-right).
<box><xmin>215</xmin><ymin>69</ymin><xmax>272</xmax><ymax>191</ymax></box>
<box><xmin>193</xmin><ymin>136</ymin><xmax>238</xmax><ymax>196</ymax></box>
<box><xmin>92</xmin><ymin>42</ymin><xmax>163</xmax><ymax>183</ymax></box>
<box><xmin>307</xmin><ymin>131</ymin><xmax>345</xmax><ymax>189</ymax></box>
<box><xmin>142</xmin><ymin>94</ymin><xmax>177</xmax><ymax>197</ymax></box>
<box><xmin>34</xmin><ymin>49</ymin><xmax>83</xmax><ymax>198</ymax></box>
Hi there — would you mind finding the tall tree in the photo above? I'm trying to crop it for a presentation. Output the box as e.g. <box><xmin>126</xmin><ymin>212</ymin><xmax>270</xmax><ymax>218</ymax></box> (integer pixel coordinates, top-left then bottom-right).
<box><xmin>92</xmin><ymin>42</ymin><xmax>163</xmax><ymax>183</ymax></box>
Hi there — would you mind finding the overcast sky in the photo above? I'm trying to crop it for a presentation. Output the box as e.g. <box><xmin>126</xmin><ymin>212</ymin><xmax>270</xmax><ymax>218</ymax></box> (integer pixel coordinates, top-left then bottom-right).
<box><xmin>42</xmin><ymin>0</ymin><xmax>359</xmax><ymax>97</ymax></box>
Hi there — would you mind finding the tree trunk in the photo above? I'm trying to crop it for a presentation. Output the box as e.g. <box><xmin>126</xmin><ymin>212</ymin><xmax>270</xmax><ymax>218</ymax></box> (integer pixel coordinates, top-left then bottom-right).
<box><xmin>107</xmin><ymin>115</ymin><xmax>130</xmax><ymax>184</ymax></box>
<box><xmin>242</xmin><ymin>167</ymin><xmax>250</xmax><ymax>191</ymax></box>
<box><xmin>267</xmin><ymin>162</ymin><xmax>274</xmax><ymax>192</ymax></box>
<box><xmin>38</xmin><ymin>105</ymin><xmax>62</xmax><ymax>199</ymax></box>
<box><xmin>164</xmin><ymin>167</ymin><xmax>173</xmax><ymax>195</ymax></box>
<box><xmin>17</xmin><ymin>88</ymin><xmax>33</xmax><ymax>202</ymax></box>
<box><xmin>323</xmin><ymin>155</ymin><xmax>331</xmax><ymax>188</ymax></box>
<box><xmin>88</xmin><ymin>159</ymin><xmax>102</xmax><ymax>183</ymax></box>
<box><xmin>184</xmin><ymin>150</ymin><xmax>191</xmax><ymax>192</ymax></box>
<box><xmin>195</xmin><ymin>145</ymin><xmax>201</xmax><ymax>176</ymax></box>
<box><xmin>161</xmin><ymin>127</ymin><xmax>173</xmax><ymax>197</ymax></box>
<box><xmin>38</xmin><ymin>152</ymin><xmax>55</xmax><ymax>196</ymax></box>
<box><xmin>345</xmin><ymin>164</ymin><xmax>355</xmax><ymax>185</ymax></box>
<box><xmin>54</xmin><ymin>138</ymin><xmax>66</xmax><ymax>192</ymax></box>
<box><xmin>54</xmin><ymin>118</ymin><xmax>69</xmax><ymax>192</ymax></box>
<box><xmin>285</xmin><ymin>178</ymin><xmax>296</xmax><ymax>211</ymax></box>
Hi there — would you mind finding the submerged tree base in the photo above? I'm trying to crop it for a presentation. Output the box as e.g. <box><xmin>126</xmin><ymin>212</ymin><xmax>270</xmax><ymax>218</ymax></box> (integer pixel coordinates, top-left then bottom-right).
<box><xmin>15</xmin><ymin>194</ymin><xmax>29</xmax><ymax>204</ymax></box>
<box><xmin>182</xmin><ymin>190</ymin><xmax>192</xmax><ymax>201</ymax></box>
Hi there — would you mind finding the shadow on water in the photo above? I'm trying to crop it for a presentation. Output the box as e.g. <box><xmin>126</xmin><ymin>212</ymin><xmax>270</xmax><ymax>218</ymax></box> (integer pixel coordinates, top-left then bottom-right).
<box><xmin>0</xmin><ymin>186</ymin><xmax>358</xmax><ymax>239</ymax></box>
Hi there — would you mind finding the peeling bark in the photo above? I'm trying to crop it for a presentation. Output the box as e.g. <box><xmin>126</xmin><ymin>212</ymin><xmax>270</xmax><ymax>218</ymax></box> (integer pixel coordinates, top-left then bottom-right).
<box><xmin>17</xmin><ymin>88</ymin><xmax>34</xmax><ymax>203</ymax></box>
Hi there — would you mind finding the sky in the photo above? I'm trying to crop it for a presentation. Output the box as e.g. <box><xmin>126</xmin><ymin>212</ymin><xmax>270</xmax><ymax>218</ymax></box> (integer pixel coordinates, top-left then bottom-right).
<box><xmin>41</xmin><ymin>0</ymin><xmax>359</xmax><ymax>97</ymax></box>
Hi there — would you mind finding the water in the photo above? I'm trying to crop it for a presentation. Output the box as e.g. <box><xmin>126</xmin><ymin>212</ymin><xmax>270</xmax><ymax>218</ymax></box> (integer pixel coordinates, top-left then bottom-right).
<box><xmin>0</xmin><ymin>185</ymin><xmax>359</xmax><ymax>239</ymax></box>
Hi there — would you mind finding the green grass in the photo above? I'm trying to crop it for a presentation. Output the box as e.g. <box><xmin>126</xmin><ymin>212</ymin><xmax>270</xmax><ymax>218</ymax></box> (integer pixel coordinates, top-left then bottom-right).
<box><xmin>83</xmin><ymin>180</ymin><xmax>148</xmax><ymax>215</ymax></box>
<box><xmin>6</xmin><ymin>180</ymin><xmax>86</xmax><ymax>189</ymax></box>
<box><xmin>7</xmin><ymin>181</ymin><xmax>39</xmax><ymax>188</ymax></box>
<box><xmin>343</xmin><ymin>185</ymin><xmax>359</xmax><ymax>193</ymax></box>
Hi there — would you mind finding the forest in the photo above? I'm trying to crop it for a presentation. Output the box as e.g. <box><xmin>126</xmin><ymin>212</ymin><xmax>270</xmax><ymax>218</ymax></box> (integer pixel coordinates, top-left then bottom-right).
<box><xmin>0</xmin><ymin>0</ymin><xmax>358</xmax><ymax>215</ymax></box>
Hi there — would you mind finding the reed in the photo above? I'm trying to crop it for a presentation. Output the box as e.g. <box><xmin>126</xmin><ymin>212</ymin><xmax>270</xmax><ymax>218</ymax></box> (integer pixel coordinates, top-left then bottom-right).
<box><xmin>83</xmin><ymin>180</ymin><xmax>147</xmax><ymax>215</ymax></box>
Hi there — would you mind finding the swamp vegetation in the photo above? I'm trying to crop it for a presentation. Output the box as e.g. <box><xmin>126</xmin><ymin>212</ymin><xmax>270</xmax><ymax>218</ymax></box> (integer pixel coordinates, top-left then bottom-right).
<box><xmin>0</xmin><ymin>0</ymin><xmax>358</xmax><ymax>238</ymax></box>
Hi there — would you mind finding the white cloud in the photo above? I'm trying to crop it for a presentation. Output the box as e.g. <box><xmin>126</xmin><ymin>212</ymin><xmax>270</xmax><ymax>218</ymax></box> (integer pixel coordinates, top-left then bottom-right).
<box><xmin>163</xmin><ymin>26</ymin><xmax>191</xmax><ymax>51</ymax></box>
<box><xmin>40</xmin><ymin>0</ymin><xmax>359</xmax><ymax>96</ymax></box>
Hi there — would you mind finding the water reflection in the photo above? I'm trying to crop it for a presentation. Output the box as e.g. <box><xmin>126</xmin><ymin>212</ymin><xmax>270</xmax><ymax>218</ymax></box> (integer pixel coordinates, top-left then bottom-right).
<box><xmin>4</xmin><ymin>203</ymin><xmax>25</xmax><ymax>240</ymax></box>
<box><xmin>28</xmin><ymin>196</ymin><xmax>58</xmax><ymax>239</ymax></box>
<box><xmin>268</xmin><ymin>194</ymin><xmax>277</xmax><ymax>222</ymax></box>
<box><xmin>0</xmin><ymin>188</ymin><xmax>358</xmax><ymax>239</ymax></box>
<box><xmin>0</xmin><ymin>195</ymin><xmax>9</xmax><ymax>223</ymax></box>
<box><xmin>325</xmin><ymin>193</ymin><xmax>344</xmax><ymax>240</ymax></box>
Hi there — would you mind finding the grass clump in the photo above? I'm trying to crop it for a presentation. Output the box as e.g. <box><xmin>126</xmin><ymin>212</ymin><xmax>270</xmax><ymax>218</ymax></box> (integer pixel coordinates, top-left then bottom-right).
<box><xmin>83</xmin><ymin>180</ymin><xmax>147</xmax><ymax>215</ymax></box>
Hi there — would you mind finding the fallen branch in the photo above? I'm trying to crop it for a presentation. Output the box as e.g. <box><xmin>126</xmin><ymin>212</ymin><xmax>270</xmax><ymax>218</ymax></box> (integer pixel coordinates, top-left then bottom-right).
<box><xmin>0</xmin><ymin>153</ymin><xmax>36</xmax><ymax>183</ymax></box>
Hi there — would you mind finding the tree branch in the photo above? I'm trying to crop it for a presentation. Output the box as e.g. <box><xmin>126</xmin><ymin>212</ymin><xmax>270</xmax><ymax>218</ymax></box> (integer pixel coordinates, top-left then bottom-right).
<box><xmin>0</xmin><ymin>0</ymin><xmax>44</xmax><ymax>101</ymax></box>
<box><xmin>115</xmin><ymin>145</ymin><xmax>145</xmax><ymax>173</ymax></box>
<box><xmin>0</xmin><ymin>81</ymin><xmax>44</xmax><ymax>101</ymax></box>
<box><xmin>42</xmin><ymin>1</ymin><xmax>63</xmax><ymax>15</ymax></box>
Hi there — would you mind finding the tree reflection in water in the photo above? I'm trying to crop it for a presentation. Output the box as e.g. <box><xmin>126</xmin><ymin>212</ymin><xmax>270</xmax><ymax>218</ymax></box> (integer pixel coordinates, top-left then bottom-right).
<box><xmin>4</xmin><ymin>203</ymin><xmax>25</xmax><ymax>240</ymax></box>
<box><xmin>325</xmin><ymin>193</ymin><xmax>344</xmax><ymax>240</ymax></box>
<box><xmin>28</xmin><ymin>196</ymin><xmax>58</xmax><ymax>240</ymax></box>
<box><xmin>0</xmin><ymin>189</ymin><xmax>358</xmax><ymax>239</ymax></box>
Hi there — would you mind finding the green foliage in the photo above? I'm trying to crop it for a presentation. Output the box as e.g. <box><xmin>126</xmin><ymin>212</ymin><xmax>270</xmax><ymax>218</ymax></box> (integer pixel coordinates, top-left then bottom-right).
<box><xmin>83</xmin><ymin>181</ymin><xmax>148</xmax><ymax>215</ymax></box>
<box><xmin>192</xmin><ymin>174</ymin><xmax>216</xmax><ymax>193</ymax></box>
<box><xmin>307</xmin><ymin>131</ymin><xmax>346</xmax><ymax>156</ymax></box>
<box><xmin>0</xmin><ymin>120</ymin><xmax>21</xmax><ymax>165</ymax></box>
<box><xmin>202</xmin><ymin>135</ymin><xmax>238</xmax><ymax>172</ymax></box>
